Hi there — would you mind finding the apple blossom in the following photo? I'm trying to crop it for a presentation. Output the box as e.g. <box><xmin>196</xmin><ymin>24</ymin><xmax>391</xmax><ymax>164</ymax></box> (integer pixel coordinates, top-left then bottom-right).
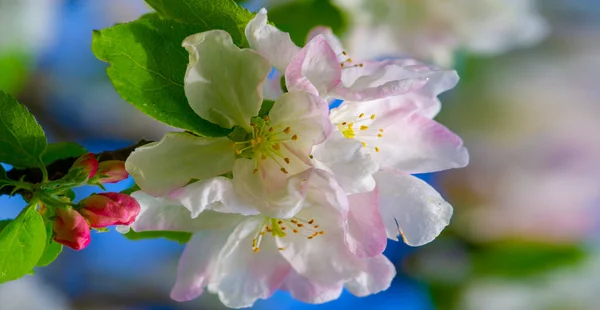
<box><xmin>125</xmin><ymin>29</ymin><xmax>332</xmax><ymax>218</ymax></box>
<box><xmin>246</xmin><ymin>9</ymin><xmax>442</xmax><ymax>103</ymax></box>
<box><xmin>69</xmin><ymin>153</ymin><xmax>98</xmax><ymax>180</ymax></box>
<box><xmin>120</xmin><ymin>169</ymin><xmax>393</xmax><ymax>308</ymax></box>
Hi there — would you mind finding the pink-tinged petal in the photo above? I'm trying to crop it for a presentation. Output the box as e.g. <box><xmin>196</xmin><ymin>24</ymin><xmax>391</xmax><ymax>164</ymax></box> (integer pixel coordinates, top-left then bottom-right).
<box><xmin>285</xmin><ymin>35</ymin><xmax>342</xmax><ymax>96</ymax></box>
<box><xmin>345</xmin><ymin>255</ymin><xmax>396</xmax><ymax>297</ymax></box>
<box><xmin>171</xmin><ymin>229</ymin><xmax>232</xmax><ymax>302</ymax></box>
<box><xmin>281</xmin><ymin>270</ymin><xmax>344</xmax><ymax>304</ymax></box>
<box><xmin>183</xmin><ymin>30</ymin><xmax>270</xmax><ymax>131</ymax></box>
<box><xmin>125</xmin><ymin>132</ymin><xmax>234</xmax><ymax>196</ymax></box>
<box><xmin>335</xmin><ymin>58</ymin><xmax>458</xmax><ymax>104</ymax></box>
<box><xmin>263</xmin><ymin>70</ymin><xmax>284</xmax><ymax>101</ymax></box>
<box><xmin>307</xmin><ymin>26</ymin><xmax>344</xmax><ymax>55</ymax></box>
<box><xmin>269</xmin><ymin>91</ymin><xmax>333</xmax><ymax>160</ymax></box>
<box><xmin>276</xmin><ymin>175</ymin><xmax>356</xmax><ymax>285</ymax></box>
<box><xmin>245</xmin><ymin>8</ymin><xmax>301</xmax><ymax>73</ymax></box>
<box><xmin>345</xmin><ymin>190</ymin><xmax>387</xmax><ymax>258</ymax></box>
<box><xmin>170</xmin><ymin>177</ymin><xmax>259</xmax><ymax>217</ymax></box>
<box><xmin>232</xmin><ymin>159</ymin><xmax>311</xmax><ymax>219</ymax></box>
<box><xmin>368</xmin><ymin>107</ymin><xmax>469</xmax><ymax>174</ymax></box>
<box><xmin>312</xmin><ymin>131</ymin><xmax>378</xmax><ymax>194</ymax></box>
<box><xmin>208</xmin><ymin>217</ymin><xmax>291</xmax><ymax>308</ymax></box>
<box><xmin>128</xmin><ymin>191</ymin><xmax>245</xmax><ymax>233</ymax></box>
<box><xmin>375</xmin><ymin>169</ymin><xmax>453</xmax><ymax>246</ymax></box>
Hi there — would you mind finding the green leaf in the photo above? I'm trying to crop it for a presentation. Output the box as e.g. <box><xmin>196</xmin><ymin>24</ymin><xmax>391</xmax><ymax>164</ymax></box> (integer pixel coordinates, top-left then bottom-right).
<box><xmin>36</xmin><ymin>241</ymin><xmax>62</xmax><ymax>267</ymax></box>
<box><xmin>41</xmin><ymin>142</ymin><xmax>87</xmax><ymax>166</ymax></box>
<box><xmin>144</xmin><ymin>0</ymin><xmax>254</xmax><ymax>47</ymax></box>
<box><xmin>471</xmin><ymin>241</ymin><xmax>586</xmax><ymax>279</ymax></box>
<box><xmin>92</xmin><ymin>14</ymin><xmax>230</xmax><ymax>137</ymax></box>
<box><xmin>123</xmin><ymin>229</ymin><xmax>192</xmax><ymax>244</ymax></box>
<box><xmin>36</xmin><ymin>220</ymin><xmax>62</xmax><ymax>267</ymax></box>
<box><xmin>0</xmin><ymin>219</ymin><xmax>11</xmax><ymax>232</ymax></box>
<box><xmin>269</xmin><ymin>0</ymin><xmax>347</xmax><ymax>46</ymax></box>
<box><xmin>120</xmin><ymin>183</ymin><xmax>140</xmax><ymax>195</ymax></box>
<box><xmin>0</xmin><ymin>206</ymin><xmax>46</xmax><ymax>283</ymax></box>
<box><xmin>0</xmin><ymin>91</ymin><xmax>47</xmax><ymax>168</ymax></box>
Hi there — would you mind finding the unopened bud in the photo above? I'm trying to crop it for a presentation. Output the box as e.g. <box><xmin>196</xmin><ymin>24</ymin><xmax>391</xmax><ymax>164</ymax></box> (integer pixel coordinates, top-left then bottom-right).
<box><xmin>70</xmin><ymin>153</ymin><xmax>98</xmax><ymax>180</ymax></box>
<box><xmin>95</xmin><ymin>160</ymin><xmax>128</xmax><ymax>183</ymax></box>
<box><xmin>79</xmin><ymin>192</ymin><xmax>140</xmax><ymax>228</ymax></box>
<box><xmin>53</xmin><ymin>207</ymin><xmax>91</xmax><ymax>251</ymax></box>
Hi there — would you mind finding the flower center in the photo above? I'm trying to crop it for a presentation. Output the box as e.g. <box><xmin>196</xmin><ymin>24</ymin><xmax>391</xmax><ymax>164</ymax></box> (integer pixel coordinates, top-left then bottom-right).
<box><xmin>232</xmin><ymin>116</ymin><xmax>299</xmax><ymax>174</ymax></box>
<box><xmin>252</xmin><ymin>216</ymin><xmax>325</xmax><ymax>252</ymax></box>
<box><xmin>336</xmin><ymin>112</ymin><xmax>384</xmax><ymax>152</ymax></box>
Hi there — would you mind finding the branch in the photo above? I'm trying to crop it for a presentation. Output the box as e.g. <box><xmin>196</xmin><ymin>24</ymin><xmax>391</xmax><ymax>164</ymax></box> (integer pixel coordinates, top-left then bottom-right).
<box><xmin>1</xmin><ymin>140</ymin><xmax>152</xmax><ymax>196</ymax></box>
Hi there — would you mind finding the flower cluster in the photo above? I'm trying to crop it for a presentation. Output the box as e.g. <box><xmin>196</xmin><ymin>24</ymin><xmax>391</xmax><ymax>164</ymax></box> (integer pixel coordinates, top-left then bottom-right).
<box><xmin>46</xmin><ymin>154</ymin><xmax>139</xmax><ymax>250</ymax></box>
<box><xmin>121</xmin><ymin>9</ymin><xmax>468</xmax><ymax>308</ymax></box>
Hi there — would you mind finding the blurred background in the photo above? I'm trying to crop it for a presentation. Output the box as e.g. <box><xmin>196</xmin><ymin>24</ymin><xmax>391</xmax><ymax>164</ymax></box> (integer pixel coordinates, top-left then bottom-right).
<box><xmin>0</xmin><ymin>0</ymin><xmax>599</xmax><ymax>309</ymax></box>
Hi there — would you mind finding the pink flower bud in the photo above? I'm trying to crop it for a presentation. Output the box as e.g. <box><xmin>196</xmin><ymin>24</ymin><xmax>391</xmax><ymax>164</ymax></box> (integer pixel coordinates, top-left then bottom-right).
<box><xmin>79</xmin><ymin>192</ymin><xmax>140</xmax><ymax>228</ymax></box>
<box><xmin>96</xmin><ymin>160</ymin><xmax>128</xmax><ymax>183</ymax></box>
<box><xmin>53</xmin><ymin>207</ymin><xmax>91</xmax><ymax>251</ymax></box>
<box><xmin>72</xmin><ymin>153</ymin><xmax>99</xmax><ymax>179</ymax></box>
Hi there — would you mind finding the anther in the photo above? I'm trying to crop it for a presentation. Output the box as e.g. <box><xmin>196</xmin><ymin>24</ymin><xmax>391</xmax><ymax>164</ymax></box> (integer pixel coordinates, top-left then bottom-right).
<box><xmin>281</xmin><ymin>167</ymin><xmax>288</xmax><ymax>174</ymax></box>
<box><xmin>359</xmin><ymin>113</ymin><xmax>365</xmax><ymax>118</ymax></box>
<box><xmin>308</xmin><ymin>219</ymin><xmax>314</xmax><ymax>224</ymax></box>
<box><xmin>273</xmin><ymin>143</ymin><xmax>280</xmax><ymax>150</ymax></box>
<box><xmin>375</xmin><ymin>147</ymin><xmax>380</xmax><ymax>152</ymax></box>
<box><xmin>378</xmin><ymin>134</ymin><xmax>383</xmax><ymax>138</ymax></box>
<box><xmin>253</xmin><ymin>248</ymin><xmax>261</xmax><ymax>252</ymax></box>
<box><xmin>361</xmin><ymin>141</ymin><xmax>367</xmax><ymax>147</ymax></box>
<box><xmin>284</xmin><ymin>157</ymin><xmax>290</xmax><ymax>164</ymax></box>
<box><xmin>360</xmin><ymin>125</ymin><xmax>369</xmax><ymax>130</ymax></box>
<box><xmin>261</xmin><ymin>154</ymin><xmax>267</xmax><ymax>160</ymax></box>
<box><xmin>293</xmin><ymin>229</ymin><xmax>299</xmax><ymax>233</ymax></box>
<box><xmin>278</xmin><ymin>247</ymin><xmax>285</xmax><ymax>251</ymax></box>
<box><xmin>309</xmin><ymin>154</ymin><xmax>314</xmax><ymax>159</ymax></box>
<box><xmin>297</xmin><ymin>223</ymin><xmax>304</xmax><ymax>227</ymax></box>
<box><xmin>264</xmin><ymin>115</ymin><xmax>270</xmax><ymax>121</ymax></box>
<box><xmin>292</xmin><ymin>134</ymin><xmax>298</xmax><ymax>140</ymax></box>
<box><xmin>235</xmin><ymin>149</ymin><xmax>242</xmax><ymax>155</ymax></box>
<box><xmin>283</xmin><ymin>127</ymin><xmax>291</xmax><ymax>134</ymax></box>
<box><xmin>370</xmin><ymin>114</ymin><xmax>376</xmax><ymax>120</ymax></box>
<box><xmin>266</xmin><ymin>226</ymin><xmax>272</xmax><ymax>232</ymax></box>
<box><xmin>253</xmin><ymin>168</ymin><xmax>259</xmax><ymax>173</ymax></box>
<box><xmin>269</xmin><ymin>127</ymin><xmax>274</xmax><ymax>132</ymax></box>
<box><xmin>291</xmin><ymin>219</ymin><xmax>298</xmax><ymax>224</ymax></box>
<box><xmin>379</xmin><ymin>129</ymin><xmax>384</xmax><ymax>132</ymax></box>
<box><xmin>342</xmin><ymin>51</ymin><xmax>347</xmax><ymax>56</ymax></box>
<box><xmin>342</xmin><ymin>122</ymin><xmax>347</xmax><ymax>125</ymax></box>
<box><xmin>313</xmin><ymin>225</ymin><xmax>319</xmax><ymax>228</ymax></box>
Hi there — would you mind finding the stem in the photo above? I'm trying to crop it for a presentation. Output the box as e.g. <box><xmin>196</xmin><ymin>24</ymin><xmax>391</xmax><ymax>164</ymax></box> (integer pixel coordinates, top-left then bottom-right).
<box><xmin>41</xmin><ymin>165</ymin><xmax>49</xmax><ymax>183</ymax></box>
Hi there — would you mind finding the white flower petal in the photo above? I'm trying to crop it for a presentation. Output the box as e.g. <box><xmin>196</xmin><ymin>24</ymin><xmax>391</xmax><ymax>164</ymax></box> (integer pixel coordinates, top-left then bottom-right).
<box><xmin>183</xmin><ymin>30</ymin><xmax>270</xmax><ymax>131</ymax></box>
<box><xmin>171</xmin><ymin>229</ymin><xmax>232</xmax><ymax>301</ymax></box>
<box><xmin>346</xmin><ymin>190</ymin><xmax>387</xmax><ymax>258</ymax></box>
<box><xmin>245</xmin><ymin>8</ymin><xmax>300</xmax><ymax>73</ymax></box>
<box><xmin>170</xmin><ymin>177</ymin><xmax>259</xmax><ymax>217</ymax></box>
<box><xmin>209</xmin><ymin>217</ymin><xmax>291</xmax><ymax>308</ymax></box>
<box><xmin>125</xmin><ymin>132</ymin><xmax>234</xmax><ymax>196</ymax></box>
<box><xmin>375</xmin><ymin>169</ymin><xmax>453</xmax><ymax>246</ymax></box>
<box><xmin>281</xmin><ymin>270</ymin><xmax>344</xmax><ymax>304</ymax></box>
<box><xmin>232</xmin><ymin>158</ymin><xmax>310</xmax><ymax>219</ymax></box>
<box><xmin>129</xmin><ymin>191</ymin><xmax>244</xmax><ymax>233</ymax></box>
<box><xmin>269</xmin><ymin>91</ymin><xmax>333</xmax><ymax>159</ymax></box>
<box><xmin>312</xmin><ymin>130</ymin><xmax>378</xmax><ymax>194</ymax></box>
<box><xmin>345</xmin><ymin>254</ymin><xmax>396</xmax><ymax>297</ymax></box>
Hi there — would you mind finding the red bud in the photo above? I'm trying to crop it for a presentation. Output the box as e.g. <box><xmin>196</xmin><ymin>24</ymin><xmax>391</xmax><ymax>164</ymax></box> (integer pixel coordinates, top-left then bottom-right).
<box><xmin>53</xmin><ymin>207</ymin><xmax>91</xmax><ymax>251</ymax></box>
<box><xmin>96</xmin><ymin>160</ymin><xmax>128</xmax><ymax>183</ymax></box>
<box><xmin>72</xmin><ymin>153</ymin><xmax>99</xmax><ymax>179</ymax></box>
<box><xmin>79</xmin><ymin>192</ymin><xmax>140</xmax><ymax>228</ymax></box>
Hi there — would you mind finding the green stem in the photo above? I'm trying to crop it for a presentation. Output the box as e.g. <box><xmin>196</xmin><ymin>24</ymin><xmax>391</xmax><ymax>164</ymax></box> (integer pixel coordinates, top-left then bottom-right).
<box><xmin>41</xmin><ymin>165</ymin><xmax>49</xmax><ymax>183</ymax></box>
